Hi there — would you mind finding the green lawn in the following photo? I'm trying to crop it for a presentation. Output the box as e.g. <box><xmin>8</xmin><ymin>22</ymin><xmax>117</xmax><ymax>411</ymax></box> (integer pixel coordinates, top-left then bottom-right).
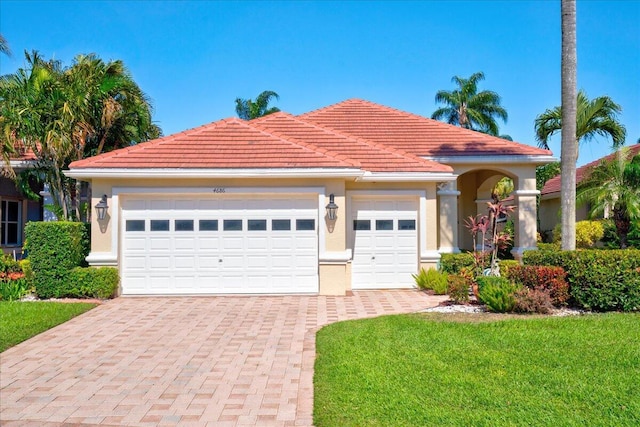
<box><xmin>0</xmin><ymin>301</ymin><xmax>96</xmax><ymax>352</ymax></box>
<box><xmin>314</xmin><ymin>313</ymin><xmax>640</xmax><ymax>427</ymax></box>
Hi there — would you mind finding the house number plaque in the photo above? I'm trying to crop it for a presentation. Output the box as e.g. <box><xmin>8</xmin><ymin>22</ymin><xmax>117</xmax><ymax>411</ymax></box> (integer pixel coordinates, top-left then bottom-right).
<box><xmin>212</xmin><ymin>188</ymin><xmax>226</xmax><ymax>193</ymax></box>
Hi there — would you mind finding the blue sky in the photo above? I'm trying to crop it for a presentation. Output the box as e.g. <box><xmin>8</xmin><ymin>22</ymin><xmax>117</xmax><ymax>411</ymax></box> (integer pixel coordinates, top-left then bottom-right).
<box><xmin>1</xmin><ymin>0</ymin><xmax>638</xmax><ymax>166</ymax></box>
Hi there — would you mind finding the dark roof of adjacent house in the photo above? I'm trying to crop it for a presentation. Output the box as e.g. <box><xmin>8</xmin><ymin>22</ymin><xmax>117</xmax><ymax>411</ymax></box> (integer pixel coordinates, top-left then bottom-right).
<box><xmin>541</xmin><ymin>144</ymin><xmax>640</xmax><ymax>196</ymax></box>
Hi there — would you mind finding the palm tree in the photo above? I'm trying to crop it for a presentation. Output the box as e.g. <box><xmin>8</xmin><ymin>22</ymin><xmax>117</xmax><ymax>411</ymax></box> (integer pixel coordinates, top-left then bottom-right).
<box><xmin>235</xmin><ymin>90</ymin><xmax>280</xmax><ymax>120</ymax></box>
<box><xmin>0</xmin><ymin>34</ymin><xmax>10</xmax><ymax>56</ymax></box>
<box><xmin>577</xmin><ymin>148</ymin><xmax>640</xmax><ymax>248</ymax></box>
<box><xmin>0</xmin><ymin>51</ymin><xmax>161</xmax><ymax>220</ymax></box>
<box><xmin>559</xmin><ymin>0</ymin><xmax>578</xmax><ymax>251</ymax></box>
<box><xmin>431</xmin><ymin>72</ymin><xmax>508</xmax><ymax>136</ymax></box>
<box><xmin>535</xmin><ymin>90</ymin><xmax>626</xmax><ymax>152</ymax></box>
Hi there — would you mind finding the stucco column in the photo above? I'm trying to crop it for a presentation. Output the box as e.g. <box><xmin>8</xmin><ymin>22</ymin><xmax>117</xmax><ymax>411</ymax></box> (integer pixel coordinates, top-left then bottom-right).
<box><xmin>512</xmin><ymin>189</ymin><xmax>540</xmax><ymax>260</ymax></box>
<box><xmin>437</xmin><ymin>181</ymin><xmax>460</xmax><ymax>253</ymax></box>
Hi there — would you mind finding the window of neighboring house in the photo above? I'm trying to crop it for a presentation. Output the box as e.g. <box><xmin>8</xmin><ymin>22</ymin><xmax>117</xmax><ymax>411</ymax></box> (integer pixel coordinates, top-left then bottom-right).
<box><xmin>1</xmin><ymin>200</ymin><xmax>22</xmax><ymax>246</ymax></box>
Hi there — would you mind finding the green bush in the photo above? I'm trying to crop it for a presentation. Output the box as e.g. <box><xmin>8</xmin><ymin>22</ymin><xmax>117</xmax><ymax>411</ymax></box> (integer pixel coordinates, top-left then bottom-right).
<box><xmin>553</xmin><ymin>221</ymin><xmax>605</xmax><ymax>248</ymax></box>
<box><xmin>537</xmin><ymin>242</ymin><xmax>561</xmax><ymax>252</ymax></box>
<box><xmin>523</xmin><ymin>249</ymin><xmax>640</xmax><ymax>311</ymax></box>
<box><xmin>439</xmin><ymin>252</ymin><xmax>494</xmax><ymax>274</ymax></box>
<box><xmin>64</xmin><ymin>267</ymin><xmax>119</xmax><ymax>299</ymax></box>
<box><xmin>0</xmin><ymin>275</ymin><xmax>30</xmax><ymax>301</ymax></box>
<box><xmin>0</xmin><ymin>255</ymin><xmax>22</xmax><ymax>273</ymax></box>
<box><xmin>19</xmin><ymin>259</ymin><xmax>34</xmax><ymax>285</ymax></box>
<box><xmin>447</xmin><ymin>274</ymin><xmax>470</xmax><ymax>304</ymax></box>
<box><xmin>440</xmin><ymin>253</ymin><xmax>474</xmax><ymax>274</ymax></box>
<box><xmin>477</xmin><ymin>276</ymin><xmax>519</xmax><ymax>313</ymax></box>
<box><xmin>24</xmin><ymin>221</ymin><xmax>90</xmax><ymax>298</ymax></box>
<box><xmin>601</xmin><ymin>219</ymin><xmax>640</xmax><ymax>249</ymax></box>
<box><xmin>499</xmin><ymin>259</ymin><xmax>520</xmax><ymax>277</ymax></box>
<box><xmin>412</xmin><ymin>268</ymin><xmax>448</xmax><ymax>294</ymax></box>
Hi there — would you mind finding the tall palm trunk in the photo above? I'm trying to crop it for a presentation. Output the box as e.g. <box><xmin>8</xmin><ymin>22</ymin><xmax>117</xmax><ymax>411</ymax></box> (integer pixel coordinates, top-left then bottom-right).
<box><xmin>560</xmin><ymin>0</ymin><xmax>577</xmax><ymax>250</ymax></box>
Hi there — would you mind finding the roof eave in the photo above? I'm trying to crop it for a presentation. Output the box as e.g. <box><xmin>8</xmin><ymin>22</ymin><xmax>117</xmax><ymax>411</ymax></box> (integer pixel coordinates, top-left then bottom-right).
<box><xmin>65</xmin><ymin>167</ymin><xmax>364</xmax><ymax>180</ymax></box>
<box><xmin>356</xmin><ymin>171</ymin><xmax>457</xmax><ymax>182</ymax></box>
<box><xmin>423</xmin><ymin>155</ymin><xmax>558</xmax><ymax>165</ymax></box>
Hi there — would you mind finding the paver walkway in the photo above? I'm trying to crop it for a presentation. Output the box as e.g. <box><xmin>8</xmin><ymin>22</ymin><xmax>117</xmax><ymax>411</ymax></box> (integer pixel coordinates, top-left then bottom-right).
<box><xmin>1</xmin><ymin>291</ymin><xmax>446</xmax><ymax>426</ymax></box>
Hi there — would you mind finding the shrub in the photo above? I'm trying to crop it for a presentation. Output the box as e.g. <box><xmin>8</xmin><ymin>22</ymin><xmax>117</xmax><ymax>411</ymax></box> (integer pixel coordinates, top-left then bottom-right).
<box><xmin>514</xmin><ymin>287</ymin><xmax>554</xmax><ymax>314</ymax></box>
<box><xmin>64</xmin><ymin>267</ymin><xmax>119</xmax><ymax>299</ymax></box>
<box><xmin>413</xmin><ymin>268</ymin><xmax>448</xmax><ymax>294</ymax></box>
<box><xmin>0</xmin><ymin>255</ymin><xmax>22</xmax><ymax>273</ymax></box>
<box><xmin>440</xmin><ymin>253</ymin><xmax>475</xmax><ymax>274</ymax></box>
<box><xmin>523</xmin><ymin>249</ymin><xmax>640</xmax><ymax>311</ymax></box>
<box><xmin>553</xmin><ymin>220</ymin><xmax>605</xmax><ymax>248</ymax></box>
<box><xmin>537</xmin><ymin>242</ymin><xmax>561</xmax><ymax>252</ymax></box>
<box><xmin>0</xmin><ymin>273</ymin><xmax>30</xmax><ymax>301</ymax></box>
<box><xmin>601</xmin><ymin>219</ymin><xmax>640</xmax><ymax>249</ymax></box>
<box><xmin>19</xmin><ymin>259</ymin><xmax>34</xmax><ymax>285</ymax></box>
<box><xmin>447</xmin><ymin>274</ymin><xmax>470</xmax><ymax>304</ymax></box>
<box><xmin>506</xmin><ymin>265</ymin><xmax>569</xmax><ymax>306</ymax></box>
<box><xmin>499</xmin><ymin>259</ymin><xmax>520</xmax><ymax>277</ymax></box>
<box><xmin>477</xmin><ymin>276</ymin><xmax>519</xmax><ymax>313</ymax></box>
<box><xmin>24</xmin><ymin>222</ymin><xmax>90</xmax><ymax>299</ymax></box>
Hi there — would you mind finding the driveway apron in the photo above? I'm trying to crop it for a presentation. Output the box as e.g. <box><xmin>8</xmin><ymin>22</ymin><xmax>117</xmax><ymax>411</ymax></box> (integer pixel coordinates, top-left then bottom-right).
<box><xmin>1</xmin><ymin>290</ymin><xmax>446</xmax><ymax>426</ymax></box>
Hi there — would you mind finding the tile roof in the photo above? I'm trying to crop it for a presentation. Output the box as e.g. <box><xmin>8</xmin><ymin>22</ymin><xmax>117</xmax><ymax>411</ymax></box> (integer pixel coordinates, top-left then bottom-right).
<box><xmin>300</xmin><ymin>98</ymin><xmax>552</xmax><ymax>157</ymax></box>
<box><xmin>69</xmin><ymin>118</ymin><xmax>359</xmax><ymax>169</ymax></box>
<box><xmin>541</xmin><ymin>144</ymin><xmax>640</xmax><ymax>196</ymax></box>
<box><xmin>69</xmin><ymin>98</ymin><xmax>551</xmax><ymax>173</ymax></box>
<box><xmin>252</xmin><ymin>113</ymin><xmax>452</xmax><ymax>173</ymax></box>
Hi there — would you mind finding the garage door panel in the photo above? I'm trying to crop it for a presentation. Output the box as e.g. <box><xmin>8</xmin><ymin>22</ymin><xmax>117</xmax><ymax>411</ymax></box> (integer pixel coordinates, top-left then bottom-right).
<box><xmin>351</xmin><ymin>197</ymin><xmax>418</xmax><ymax>289</ymax></box>
<box><xmin>121</xmin><ymin>195</ymin><xmax>318</xmax><ymax>294</ymax></box>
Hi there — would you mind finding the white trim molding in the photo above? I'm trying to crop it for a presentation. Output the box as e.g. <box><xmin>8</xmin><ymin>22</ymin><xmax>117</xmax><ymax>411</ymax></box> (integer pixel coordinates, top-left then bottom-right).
<box><xmin>319</xmin><ymin>250</ymin><xmax>353</xmax><ymax>264</ymax></box>
<box><xmin>356</xmin><ymin>171</ymin><xmax>456</xmax><ymax>182</ymax></box>
<box><xmin>513</xmin><ymin>189</ymin><xmax>541</xmax><ymax>197</ymax></box>
<box><xmin>420</xmin><ymin>250</ymin><xmax>442</xmax><ymax>263</ymax></box>
<box><xmin>86</xmin><ymin>252</ymin><xmax>118</xmax><ymax>267</ymax></box>
<box><xmin>423</xmin><ymin>155</ymin><xmax>558</xmax><ymax>165</ymax></box>
<box><xmin>66</xmin><ymin>168</ymin><xmax>363</xmax><ymax>180</ymax></box>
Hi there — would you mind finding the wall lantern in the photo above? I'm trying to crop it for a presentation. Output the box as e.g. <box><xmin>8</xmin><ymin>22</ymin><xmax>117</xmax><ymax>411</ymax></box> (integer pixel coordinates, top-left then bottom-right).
<box><xmin>95</xmin><ymin>195</ymin><xmax>109</xmax><ymax>221</ymax></box>
<box><xmin>325</xmin><ymin>194</ymin><xmax>338</xmax><ymax>220</ymax></box>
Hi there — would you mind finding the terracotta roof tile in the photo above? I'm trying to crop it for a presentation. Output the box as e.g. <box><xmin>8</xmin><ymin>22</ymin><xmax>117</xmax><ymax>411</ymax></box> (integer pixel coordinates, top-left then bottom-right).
<box><xmin>541</xmin><ymin>144</ymin><xmax>640</xmax><ymax>196</ymax></box>
<box><xmin>300</xmin><ymin>99</ymin><xmax>552</xmax><ymax>157</ymax></box>
<box><xmin>252</xmin><ymin>113</ymin><xmax>452</xmax><ymax>173</ymax></box>
<box><xmin>69</xmin><ymin>118</ymin><xmax>359</xmax><ymax>169</ymax></box>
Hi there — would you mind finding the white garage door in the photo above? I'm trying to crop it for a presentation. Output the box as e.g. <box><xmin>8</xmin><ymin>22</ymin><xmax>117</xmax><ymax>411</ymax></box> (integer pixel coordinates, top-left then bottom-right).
<box><xmin>350</xmin><ymin>197</ymin><xmax>418</xmax><ymax>289</ymax></box>
<box><xmin>121</xmin><ymin>195</ymin><xmax>318</xmax><ymax>294</ymax></box>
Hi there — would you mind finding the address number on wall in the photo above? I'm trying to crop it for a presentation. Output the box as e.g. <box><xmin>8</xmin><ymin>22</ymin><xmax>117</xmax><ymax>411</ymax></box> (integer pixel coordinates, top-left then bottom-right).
<box><xmin>212</xmin><ymin>188</ymin><xmax>226</xmax><ymax>193</ymax></box>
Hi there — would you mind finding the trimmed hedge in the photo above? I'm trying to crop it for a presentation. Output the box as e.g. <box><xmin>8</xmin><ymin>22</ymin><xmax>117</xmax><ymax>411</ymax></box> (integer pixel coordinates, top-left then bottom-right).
<box><xmin>24</xmin><ymin>221</ymin><xmax>90</xmax><ymax>298</ymax></box>
<box><xmin>506</xmin><ymin>265</ymin><xmax>569</xmax><ymax>306</ymax></box>
<box><xmin>523</xmin><ymin>249</ymin><xmax>640</xmax><ymax>312</ymax></box>
<box><xmin>65</xmin><ymin>267</ymin><xmax>119</xmax><ymax>299</ymax></box>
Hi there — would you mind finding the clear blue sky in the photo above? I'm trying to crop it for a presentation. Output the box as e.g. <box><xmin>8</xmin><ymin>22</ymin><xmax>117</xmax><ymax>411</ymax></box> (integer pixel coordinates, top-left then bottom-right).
<box><xmin>1</xmin><ymin>0</ymin><xmax>638</xmax><ymax>166</ymax></box>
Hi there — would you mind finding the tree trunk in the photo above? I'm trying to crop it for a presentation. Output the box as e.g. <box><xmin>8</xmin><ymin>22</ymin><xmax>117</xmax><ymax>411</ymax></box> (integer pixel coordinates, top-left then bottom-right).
<box><xmin>560</xmin><ymin>0</ymin><xmax>578</xmax><ymax>250</ymax></box>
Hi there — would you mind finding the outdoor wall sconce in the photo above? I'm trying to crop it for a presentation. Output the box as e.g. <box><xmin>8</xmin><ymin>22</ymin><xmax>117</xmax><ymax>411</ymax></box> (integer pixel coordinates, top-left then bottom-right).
<box><xmin>325</xmin><ymin>194</ymin><xmax>338</xmax><ymax>220</ymax></box>
<box><xmin>95</xmin><ymin>195</ymin><xmax>109</xmax><ymax>221</ymax></box>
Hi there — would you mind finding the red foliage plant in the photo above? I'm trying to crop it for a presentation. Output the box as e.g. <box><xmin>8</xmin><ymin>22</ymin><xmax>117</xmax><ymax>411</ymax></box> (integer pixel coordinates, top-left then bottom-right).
<box><xmin>506</xmin><ymin>265</ymin><xmax>569</xmax><ymax>306</ymax></box>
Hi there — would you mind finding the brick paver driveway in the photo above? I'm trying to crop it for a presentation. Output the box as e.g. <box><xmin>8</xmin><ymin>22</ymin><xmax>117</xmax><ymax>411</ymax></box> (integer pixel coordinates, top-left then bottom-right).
<box><xmin>1</xmin><ymin>291</ymin><xmax>446</xmax><ymax>426</ymax></box>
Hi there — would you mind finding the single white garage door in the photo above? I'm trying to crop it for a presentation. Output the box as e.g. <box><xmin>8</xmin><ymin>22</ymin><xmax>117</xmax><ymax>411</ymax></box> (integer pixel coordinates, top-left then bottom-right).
<box><xmin>350</xmin><ymin>197</ymin><xmax>418</xmax><ymax>289</ymax></box>
<box><xmin>121</xmin><ymin>195</ymin><xmax>318</xmax><ymax>294</ymax></box>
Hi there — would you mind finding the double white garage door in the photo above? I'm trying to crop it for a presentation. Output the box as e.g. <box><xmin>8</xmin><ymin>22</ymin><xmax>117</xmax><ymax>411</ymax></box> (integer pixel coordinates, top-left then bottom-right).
<box><xmin>120</xmin><ymin>194</ymin><xmax>419</xmax><ymax>294</ymax></box>
<box><xmin>121</xmin><ymin>196</ymin><xmax>318</xmax><ymax>294</ymax></box>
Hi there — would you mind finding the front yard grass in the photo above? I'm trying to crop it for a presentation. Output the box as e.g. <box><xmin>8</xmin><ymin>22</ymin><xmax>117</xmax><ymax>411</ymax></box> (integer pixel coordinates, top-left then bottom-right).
<box><xmin>314</xmin><ymin>313</ymin><xmax>640</xmax><ymax>426</ymax></box>
<box><xmin>0</xmin><ymin>301</ymin><xmax>96</xmax><ymax>352</ymax></box>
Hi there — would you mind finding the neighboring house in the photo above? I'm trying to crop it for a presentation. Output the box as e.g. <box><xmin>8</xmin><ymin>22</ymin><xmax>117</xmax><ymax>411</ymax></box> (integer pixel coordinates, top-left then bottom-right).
<box><xmin>1</xmin><ymin>144</ymin><xmax>43</xmax><ymax>256</ymax></box>
<box><xmin>539</xmin><ymin>143</ymin><xmax>640</xmax><ymax>240</ymax></box>
<box><xmin>68</xmin><ymin>99</ymin><xmax>554</xmax><ymax>296</ymax></box>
